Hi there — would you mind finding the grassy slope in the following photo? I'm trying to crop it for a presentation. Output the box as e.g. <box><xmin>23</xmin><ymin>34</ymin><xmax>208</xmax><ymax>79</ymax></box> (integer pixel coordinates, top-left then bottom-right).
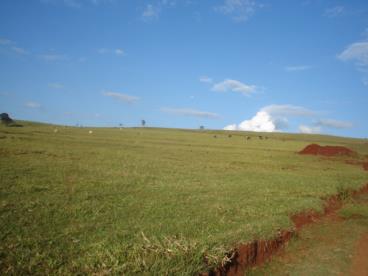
<box><xmin>0</xmin><ymin>122</ymin><xmax>367</xmax><ymax>274</ymax></box>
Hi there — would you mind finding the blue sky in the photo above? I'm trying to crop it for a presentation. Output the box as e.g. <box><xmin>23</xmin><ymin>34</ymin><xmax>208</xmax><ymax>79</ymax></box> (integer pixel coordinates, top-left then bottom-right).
<box><xmin>0</xmin><ymin>0</ymin><xmax>367</xmax><ymax>137</ymax></box>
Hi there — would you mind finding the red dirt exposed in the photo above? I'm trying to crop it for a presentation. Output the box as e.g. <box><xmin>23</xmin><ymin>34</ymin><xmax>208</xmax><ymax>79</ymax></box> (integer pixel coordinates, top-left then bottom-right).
<box><xmin>299</xmin><ymin>144</ymin><xmax>356</xmax><ymax>157</ymax></box>
<box><xmin>202</xmin><ymin>183</ymin><xmax>368</xmax><ymax>276</ymax></box>
<box><xmin>350</xmin><ymin>233</ymin><xmax>368</xmax><ymax>276</ymax></box>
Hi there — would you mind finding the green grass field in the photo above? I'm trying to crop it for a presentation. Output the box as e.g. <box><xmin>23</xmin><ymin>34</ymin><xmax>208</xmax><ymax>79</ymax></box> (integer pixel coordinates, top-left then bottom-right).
<box><xmin>0</xmin><ymin>122</ymin><xmax>367</xmax><ymax>275</ymax></box>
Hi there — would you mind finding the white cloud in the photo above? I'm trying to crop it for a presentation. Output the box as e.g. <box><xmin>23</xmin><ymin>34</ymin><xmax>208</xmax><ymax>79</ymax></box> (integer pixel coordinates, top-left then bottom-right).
<box><xmin>142</xmin><ymin>4</ymin><xmax>160</xmax><ymax>20</ymax></box>
<box><xmin>285</xmin><ymin>65</ymin><xmax>312</xmax><ymax>72</ymax></box>
<box><xmin>299</xmin><ymin>125</ymin><xmax>321</xmax><ymax>134</ymax></box>
<box><xmin>98</xmin><ymin>48</ymin><xmax>125</xmax><ymax>56</ymax></box>
<box><xmin>316</xmin><ymin>119</ymin><xmax>353</xmax><ymax>129</ymax></box>
<box><xmin>25</xmin><ymin>101</ymin><xmax>42</xmax><ymax>109</ymax></box>
<box><xmin>338</xmin><ymin>42</ymin><xmax>368</xmax><ymax>66</ymax></box>
<box><xmin>224</xmin><ymin>104</ymin><xmax>316</xmax><ymax>132</ymax></box>
<box><xmin>324</xmin><ymin>6</ymin><xmax>345</xmax><ymax>18</ymax></box>
<box><xmin>214</xmin><ymin>0</ymin><xmax>259</xmax><ymax>22</ymax></box>
<box><xmin>40</xmin><ymin>0</ymin><xmax>113</xmax><ymax>8</ymax></box>
<box><xmin>39</xmin><ymin>53</ymin><xmax>67</xmax><ymax>62</ymax></box>
<box><xmin>98</xmin><ymin>48</ymin><xmax>108</xmax><ymax>54</ymax></box>
<box><xmin>161</xmin><ymin>107</ymin><xmax>220</xmax><ymax>119</ymax></box>
<box><xmin>212</xmin><ymin>79</ymin><xmax>257</xmax><ymax>96</ymax></box>
<box><xmin>0</xmin><ymin>38</ymin><xmax>13</xmax><ymax>45</ymax></box>
<box><xmin>262</xmin><ymin>104</ymin><xmax>316</xmax><ymax>117</ymax></box>
<box><xmin>48</xmin><ymin>83</ymin><xmax>64</xmax><ymax>89</ymax></box>
<box><xmin>224</xmin><ymin>111</ymin><xmax>277</xmax><ymax>132</ymax></box>
<box><xmin>103</xmin><ymin>91</ymin><xmax>139</xmax><ymax>103</ymax></box>
<box><xmin>115</xmin><ymin>48</ymin><xmax>125</xmax><ymax>56</ymax></box>
<box><xmin>11</xmin><ymin>46</ymin><xmax>28</xmax><ymax>55</ymax></box>
<box><xmin>199</xmin><ymin>76</ymin><xmax>213</xmax><ymax>83</ymax></box>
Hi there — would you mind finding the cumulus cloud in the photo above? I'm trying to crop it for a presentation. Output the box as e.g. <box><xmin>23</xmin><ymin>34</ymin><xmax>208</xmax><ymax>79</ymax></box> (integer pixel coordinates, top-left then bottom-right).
<box><xmin>224</xmin><ymin>111</ymin><xmax>277</xmax><ymax>132</ymax></box>
<box><xmin>316</xmin><ymin>119</ymin><xmax>353</xmax><ymax>129</ymax></box>
<box><xmin>285</xmin><ymin>65</ymin><xmax>312</xmax><ymax>72</ymax></box>
<box><xmin>324</xmin><ymin>6</ymin><xmax>345</xmax><ymax>18</ymax></box>
<box><xmin>224</xmin><ymin>104</ymin><xmax>316</xmax><ymax>132</ymax></box>
<box><xmin>214</xmin><ymin>0</ymin><xmax>259</xmax><ymax>22</ymax></box>
<box><xmin>212</xmin><ymin>79</ymin><xmax>257</xmax><ymax>96</ymax></box>
<box><xmin>299</xmin><ymin>125</ymin><xmax>321</xmax><ymax>134</ymax></box>
<box><xmin>103</xmin><ymin>91</ymin><xmax>139</xmax><ymax>103</ymax></box>
<box><xmin>338</xmin><ymin>42</ymin><xmax>368</xmax><ymax>66</ymax></box>
<box><xmin>161</xmin><ymin>107</ymin><xmax>220</xmax><ymax>119</ymax></box>
<box><xmin>25</xmin><ymin>101</ymin><xmax>42</xmax><ymax>109</ymax></box>
<box><xmin>199</xmin><ymin>76</ymin><xmax>213</xmax><ymax>83</ymax></box>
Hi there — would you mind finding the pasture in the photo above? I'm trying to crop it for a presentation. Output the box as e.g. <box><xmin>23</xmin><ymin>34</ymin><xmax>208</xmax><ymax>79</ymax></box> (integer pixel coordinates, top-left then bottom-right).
<box><xmin>0</xmin><ymin>122</ymin><xmax>367</xmax><ymax>274</ymax></box>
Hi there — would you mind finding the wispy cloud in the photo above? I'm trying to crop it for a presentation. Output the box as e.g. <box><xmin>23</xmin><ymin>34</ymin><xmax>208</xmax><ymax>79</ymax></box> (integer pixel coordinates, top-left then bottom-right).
<box><xmin>338</xmin><ymin>42</ymin><xmax>368</xmax><ymax>66</ymax></box>
<box><xmin>262</xmin><ymin>104</ymin><xmax>317</xmax><ymax>117</ymax></box>
<box><xmin>98</xmin><ymin>48</ymin><xmax>125</xmax><ymax>56</ymax></box>
<box><xmin>161</xmin><ymin>107</ymin><xmax>220</xmax><ymax>119</ymax></box>
<box><xmin>214</xmin><ymin>0</ymin><xmax>260</xmax><ymax>22</ymax></box>
<box><xmin>48</xmin><ymin>82</ymin><xmax>64</xmax><ymax>89</ymax></box>
<box><xmin>0</xmin><ymin>38</ymin><xmax>13</xmax><ymax>45</ymax></box>
<box><xmin>285</xmin><ymin>65</ymin><xmax>312</xmax><ymax>72</ymax></box>
<box><xmin>103</xmin><ymin>91</ymin><xmax>139</xmax><ymax>103</ymax></box>
<box><xmin>212</xmin><ymin>79</ymin><xmax>257</xmax><ymax>96</ymax></box>
<box><xmin>199</xmin><ymin>76</ymin><xmax>213</xmax><ymax>83</ymax></box>
<box><xmin>299</xmin><ymin>125</ymin><xmax>321</xmax><ymax>134</ymax></box>
<box><xmin>142</xmin><ymin>4</ymin><xmax>161</xmax><ymax>21</ymax></box>
<box><xmin>115</xmin><ymin>48</ymin><xmax>125</xmax><ymax>56</ymax></box>
<box><xmin>40</xmin><ymin>0</ymin><xmax>114</xmax><ymax>8</ymax></box>
<box><xmin>11</xmin><ymin>46</ymin><xmax>28</xmax><ymax>55</ymax></box>
<box><xmin>315</xmin><ymin>119</ymin><xmax>353</xmax><ymax>129</ymax></box>
<box><xmin>0</xmin><ymin>38</ymin><xmax>28</xmax><ymax>55</ymax></box>
<box><xmin>39</xmin><ymin>53</ymin><xmax>67</xmax><ymax>62</ymax></box>
<box><xmin>324</xmin><ymin>6</ymin><xmax>345</xmax><ymax>18</ymax></box>
<box><xmin>25</xmin><ymin>101</ymin><xmax>42</xmax><ymax>109</ymax></box>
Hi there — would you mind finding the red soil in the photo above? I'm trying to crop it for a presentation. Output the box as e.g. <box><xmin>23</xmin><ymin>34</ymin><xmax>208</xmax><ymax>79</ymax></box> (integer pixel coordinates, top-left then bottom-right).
<box><xmin>350</xmin><ymin>233</ymin><xmax>368</xmax><ymax>276</ymax></box>
<box><xmin>202</xmin><ymin>183</ymin><xmax>368</xmax><ymax>276</ymax></box>
<box><xmin>299</xmin><ymin>144</ymin><xmax>356</xmax><ymax>157</ymax></box>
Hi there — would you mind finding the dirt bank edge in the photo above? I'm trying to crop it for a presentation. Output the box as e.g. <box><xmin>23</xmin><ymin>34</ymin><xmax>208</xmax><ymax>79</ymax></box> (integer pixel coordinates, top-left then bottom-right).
<box><xmin>201</xmin><ymin>183</ymin><xmax>368</xmax><ymax>276</ymax></box>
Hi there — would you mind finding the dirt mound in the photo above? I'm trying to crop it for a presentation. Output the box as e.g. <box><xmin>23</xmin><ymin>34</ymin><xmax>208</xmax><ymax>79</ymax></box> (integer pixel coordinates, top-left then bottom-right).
<box><xmin>299</xmin><ymin>144</ymin><xmax>356</xmax><ymax>157</ymax></box>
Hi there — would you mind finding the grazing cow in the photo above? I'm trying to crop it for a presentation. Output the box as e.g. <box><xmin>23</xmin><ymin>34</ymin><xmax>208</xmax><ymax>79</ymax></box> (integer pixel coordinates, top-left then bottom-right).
<box><xmin>228</xmin><ymin>134</ymin><xmax>232</xmax><ymax>138</ymax></box>
<box><xmin>259</xmin><ymin>136</ymin><xmax>263</xmax><ymax>140</ymax></box>
<box><xmin>213</xmin><ymin>135</ymin><xmax>217</xmax><ymax>138</ymax></box>
<box><xmin>246</xmin><ymin>136</ymin><xmax>251</xmax><ymax>140</ymax></box>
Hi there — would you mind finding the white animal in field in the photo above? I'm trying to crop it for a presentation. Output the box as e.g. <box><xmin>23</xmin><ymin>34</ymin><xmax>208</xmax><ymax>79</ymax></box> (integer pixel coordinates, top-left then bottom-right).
<box><xmin>89</xmin><ymin>130</ymin><xmax>93</xmax><ymax>134</ymax></box>
<box><xmin>54</xmin><ymin>129</ymin><xmax>58</xmax><ymax>133</ymax></box>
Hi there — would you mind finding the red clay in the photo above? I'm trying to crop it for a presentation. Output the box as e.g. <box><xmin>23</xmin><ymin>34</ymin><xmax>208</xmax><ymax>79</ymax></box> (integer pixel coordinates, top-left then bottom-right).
<box><xmin>299</xmin><ymin>144</ymin><xmax>356</xmax><ymax>157</ymax></box>
<box><xmin>350</xmin><ymin>233</ymin><xmax>368</xmax><ymax>276</ymax></box>
<box><xmin>202</xmin><ymin>183</ymin><xmax>368</xmax><ymax>276</ymax></box>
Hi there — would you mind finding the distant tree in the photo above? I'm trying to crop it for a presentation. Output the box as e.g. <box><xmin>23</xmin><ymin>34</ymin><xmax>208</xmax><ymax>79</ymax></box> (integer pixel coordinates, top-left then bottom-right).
<box><xmin>1</xmin><ymin>113</ymin><xmax>13</xmax><ymax>125</ymax></box>
<box><xmin>200</xmin><ymin>125</ymin><xmax>205</xmax><ymax>130</ymax></box>
<box><xmin>119</xmin><ymin>123</ymin><xmax>123</xmax><ymax>128</ymax></box>
<box><xmin>141</xmin><ymin>120</ymin><xmax>146</xmax><ymax>127</ymax></box>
